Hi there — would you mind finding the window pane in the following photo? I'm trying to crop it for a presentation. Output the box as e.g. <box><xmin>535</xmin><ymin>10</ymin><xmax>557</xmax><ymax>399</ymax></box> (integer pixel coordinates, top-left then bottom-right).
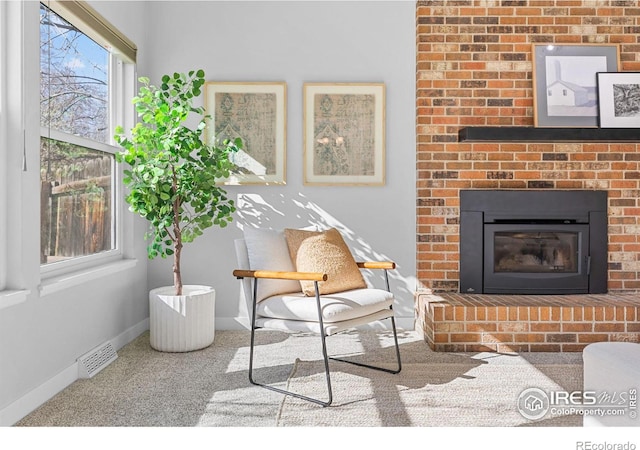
<box><xmin>40</xmin><ymin>137</ymin><xmax>114</xmax><ymax>265</ymax></box>
<box><xmin>40</xmin><ymin>3</ymin><xmax>108</xmax><ymax>143</ymax></box>
<box><xmin>40</xmin><ymin>2</ymin><xmax>117</xmax><ymax>268</ymax></box>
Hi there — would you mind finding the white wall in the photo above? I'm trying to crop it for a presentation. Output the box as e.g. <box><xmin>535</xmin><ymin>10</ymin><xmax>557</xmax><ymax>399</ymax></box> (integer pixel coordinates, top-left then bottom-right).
<box><xmin>143</xmin><ymin>1</ymin><xmax>417</xmax><ymax>329</ymax></box>
<box><xmin>0</xmin><ymin>1</ymin><xmax>150</xmax><ymax>426</ymax></box>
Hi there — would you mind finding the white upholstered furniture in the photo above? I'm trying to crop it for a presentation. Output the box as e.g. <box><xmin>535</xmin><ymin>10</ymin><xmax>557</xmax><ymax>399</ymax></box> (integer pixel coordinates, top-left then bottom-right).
<box><xmin>583</xmin><ymin>341</ymin><xmax>640</xmax><ymax>427</ymax></box>
<box><xmin>233</xmin><ymin>227</ymin><xmax>402</xmax><ymax>406</ymax></box>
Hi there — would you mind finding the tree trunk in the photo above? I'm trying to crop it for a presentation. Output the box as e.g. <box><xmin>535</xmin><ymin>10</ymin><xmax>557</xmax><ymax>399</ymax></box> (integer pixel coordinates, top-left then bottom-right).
<box><xmin>172</xmin><ymin>210</ymin><xmax>183</xmax><ymax>295</ymax></box>
<box><xmin>172</xmin><ymin>169</ymin><xmax>183</xmax><ymax>296</ymax></box>
<box><xmin>173</xmin><ymin>240</ymin><xmax>182</xmax><ymax>296</ymax></box>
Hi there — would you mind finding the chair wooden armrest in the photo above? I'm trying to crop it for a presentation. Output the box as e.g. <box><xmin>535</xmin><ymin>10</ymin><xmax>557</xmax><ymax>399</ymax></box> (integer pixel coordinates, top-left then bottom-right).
<box><xmin>356</xmin><ymin>261</ymin><xmax>396</xmax><ymax>270</ymax></box>
<box><xmin>233</xmin><ymin>269</ymin><xmax>327</xmax><ymax>282</ymax></box>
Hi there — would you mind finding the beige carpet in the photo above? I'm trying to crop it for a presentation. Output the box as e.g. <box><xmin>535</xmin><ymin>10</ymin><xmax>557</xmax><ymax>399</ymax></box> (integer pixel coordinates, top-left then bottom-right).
<box><xmin>276</xmin><ymin>359</ymin><xmax>582</xmax><ymax>427</ymax></box>
<box><xmin>15</xmin><ymin>329</ymin><xmax>584</xmax><ymax>427</ymax></box>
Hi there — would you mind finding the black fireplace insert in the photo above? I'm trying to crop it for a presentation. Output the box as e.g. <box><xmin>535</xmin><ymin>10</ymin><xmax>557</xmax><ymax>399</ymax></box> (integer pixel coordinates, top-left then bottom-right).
<box><xmin>460</xmin><ymin>190</ymin><xmax>607</xmax><ymax>294</ymax></box>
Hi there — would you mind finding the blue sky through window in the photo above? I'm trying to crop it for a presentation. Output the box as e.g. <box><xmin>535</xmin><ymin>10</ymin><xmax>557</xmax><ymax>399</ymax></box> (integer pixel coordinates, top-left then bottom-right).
<box><xmin>40</xmin><ymin>2</ymin><xmax>108</xmax><ymax>142</ymax></box>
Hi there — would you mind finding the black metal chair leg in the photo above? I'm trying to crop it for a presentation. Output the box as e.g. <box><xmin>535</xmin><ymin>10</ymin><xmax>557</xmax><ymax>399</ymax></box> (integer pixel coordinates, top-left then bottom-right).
<box><xmin>246</xmin><ymin>274</ymin><xmax>402</xmax><ymax>407</ymax></box>
<box><xmin>248</xmin><ymin>279</ymin><xmax>333</xmax><ymax>407</ymax></box>
<box><xmin>329</xmin><ymin>270</ymin><xmax>402</xmax><ymax>374</ymax></box>
<box><xmin>329</xmin><ymin>309</ymin><xmax>402</xmax><ymax>374</ymax></box>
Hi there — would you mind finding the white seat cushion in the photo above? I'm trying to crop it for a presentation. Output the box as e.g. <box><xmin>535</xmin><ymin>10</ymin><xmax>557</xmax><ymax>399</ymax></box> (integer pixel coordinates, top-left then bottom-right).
<box><xmin>257</xmin><ymin>309</ymin><xmax>394</xmax><ymax>336</ymax></box>
<box><xmin>256</xmin><ymin>288</ymin><xmax>393</xmax><ymax>323</ymax></box>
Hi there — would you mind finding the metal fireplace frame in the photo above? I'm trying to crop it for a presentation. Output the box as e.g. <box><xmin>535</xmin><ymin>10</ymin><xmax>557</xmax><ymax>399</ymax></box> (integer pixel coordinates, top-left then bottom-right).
<box><xmin>460</xmin><ymin>190</ymin><xmax>608</xmax><ymax>294</ymax></box>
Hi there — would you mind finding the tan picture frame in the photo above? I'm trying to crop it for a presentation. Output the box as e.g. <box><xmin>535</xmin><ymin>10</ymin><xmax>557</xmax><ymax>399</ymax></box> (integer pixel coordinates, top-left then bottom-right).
<box><xmin>303</xmin><ymin>83</ymin><xmax>385</xmax><ymax>186</ymax></box>
<box><xmin>532</xmin><ymin>44</ymin><xmax>620</xmax><ymax>128</ymax></box>
<box><xmin>204</xmin><ymin>81</ymin><xmax>287</xmax><ymax>185</ymax></box>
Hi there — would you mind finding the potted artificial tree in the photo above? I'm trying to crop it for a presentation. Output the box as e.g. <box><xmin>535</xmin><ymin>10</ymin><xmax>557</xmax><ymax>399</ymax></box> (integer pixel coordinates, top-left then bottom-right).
<box><xmin>115</xmin><ymin>69</ymin><xmax>241</xmax><ymax>352</ymax></box>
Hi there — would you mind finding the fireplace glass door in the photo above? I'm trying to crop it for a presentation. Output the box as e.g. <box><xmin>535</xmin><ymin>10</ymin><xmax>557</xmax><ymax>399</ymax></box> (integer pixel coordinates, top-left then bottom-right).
<box><xmin>484</xmin><ymin>224</ymin><xmax>590</xmax><ymax>294</ymax></box>
<box><xmin>494</xmin><ymin>231</ymin><xmax>578</xmax><ymax>274</ymax></box>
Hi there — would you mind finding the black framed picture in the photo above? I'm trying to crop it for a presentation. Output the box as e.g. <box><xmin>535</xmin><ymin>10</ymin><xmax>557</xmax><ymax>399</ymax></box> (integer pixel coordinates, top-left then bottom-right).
<box><xmin>597</xmin><ymin>72</ymin><xmax>640</xmax><ymax>128</ymax></box>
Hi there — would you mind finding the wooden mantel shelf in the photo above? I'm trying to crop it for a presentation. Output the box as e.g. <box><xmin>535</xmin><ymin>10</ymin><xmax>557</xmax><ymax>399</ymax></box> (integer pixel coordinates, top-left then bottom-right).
<box><xmin>458</xmin><ymin>127</ymin><xmax>640</xmax><ymax>143</ymax></box>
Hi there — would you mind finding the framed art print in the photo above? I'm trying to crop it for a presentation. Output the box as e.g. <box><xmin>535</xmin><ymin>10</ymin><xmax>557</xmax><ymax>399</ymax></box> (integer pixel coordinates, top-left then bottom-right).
<box><xmin>532</xmin><ymin>44</ymin><xmax>620</xmax><ymax>127</ymax></box>
<box><xmin>303</xmin><ymin>83</ymin><xmax>385</xmax><ymax>186</ymax></box>
<box><xmin>597</xmin><ymin>72</ymin><xmax>640</xmax><ymax>128</ymax></box>
<box><xmin>205</xmin><ymin>82</ymin><xmax>286</xmax><ymax>185</ymax></box>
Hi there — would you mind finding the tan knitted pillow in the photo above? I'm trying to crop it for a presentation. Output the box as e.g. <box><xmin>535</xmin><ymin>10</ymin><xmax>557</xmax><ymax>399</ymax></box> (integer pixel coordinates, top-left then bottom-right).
<box><xmin>284</xmin><ymin>228</ymin><xmax>367</xmax><ymax>296</ymax></box>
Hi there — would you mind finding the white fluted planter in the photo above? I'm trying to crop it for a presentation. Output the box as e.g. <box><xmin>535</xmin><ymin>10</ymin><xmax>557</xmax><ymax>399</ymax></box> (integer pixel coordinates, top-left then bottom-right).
<box><xmin>149</xmin><ymin>285</ymin><xmax>216</xmax><ymax>352</ymax></box>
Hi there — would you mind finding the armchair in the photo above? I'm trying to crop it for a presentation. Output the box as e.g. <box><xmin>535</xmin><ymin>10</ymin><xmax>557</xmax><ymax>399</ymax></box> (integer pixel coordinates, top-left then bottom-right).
<box><xmin>233</xmin><ymin>227</ymin><xmax>402</xmax><ymax>406</ymax></box>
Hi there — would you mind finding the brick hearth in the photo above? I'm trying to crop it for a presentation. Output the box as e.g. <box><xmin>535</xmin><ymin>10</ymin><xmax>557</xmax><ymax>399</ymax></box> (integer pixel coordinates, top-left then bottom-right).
<box><xmin>416</xmin><ymin>292</ymin><xmax>640</xmax><ymax>353</ymax></box>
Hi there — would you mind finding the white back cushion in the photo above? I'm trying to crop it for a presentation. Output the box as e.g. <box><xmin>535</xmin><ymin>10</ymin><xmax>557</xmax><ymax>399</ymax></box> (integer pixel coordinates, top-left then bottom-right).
<box><xmin>243</xmin><ymin>227</ymin><xmax>301</xmax><ymax>302</ymax></box>
<box><xmin>234</xmin><ymin>239</ymin><xmax>253</xmax><ymax>314</ymax></box>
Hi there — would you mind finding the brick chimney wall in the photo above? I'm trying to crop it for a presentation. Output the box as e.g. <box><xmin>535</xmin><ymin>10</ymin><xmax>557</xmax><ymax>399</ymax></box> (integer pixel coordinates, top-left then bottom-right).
<box><xmin>416</xmin><ymin>0</ymin><xmax>640</xmax><ymax>293</ymax></box>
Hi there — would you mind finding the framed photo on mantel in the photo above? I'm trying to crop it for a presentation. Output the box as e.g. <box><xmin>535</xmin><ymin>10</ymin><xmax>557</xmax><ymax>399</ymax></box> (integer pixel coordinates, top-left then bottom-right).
<box><xmin>532</xmin><ymin>44</ymin><xmax>620</xmax><ymax>127</ymax></box>
<box><xmin>597</xmin><ymin>72</ymin><xmax>640</xmax><ymax>128</ymax></box>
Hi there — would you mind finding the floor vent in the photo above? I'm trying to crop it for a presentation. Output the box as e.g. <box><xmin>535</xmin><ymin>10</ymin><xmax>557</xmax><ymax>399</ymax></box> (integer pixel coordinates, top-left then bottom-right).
<box><xmin>77</xmin><ymin>341</ymin><xmax>118</xmax><ymax>379</ymax></box>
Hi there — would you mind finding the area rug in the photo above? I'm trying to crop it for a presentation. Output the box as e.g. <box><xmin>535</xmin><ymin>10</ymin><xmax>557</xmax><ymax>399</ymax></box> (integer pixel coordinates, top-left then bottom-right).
<box><xmin>276</xmin><ymin>358</ymin><xmax>583</xmax><ymax>427</ymax></box>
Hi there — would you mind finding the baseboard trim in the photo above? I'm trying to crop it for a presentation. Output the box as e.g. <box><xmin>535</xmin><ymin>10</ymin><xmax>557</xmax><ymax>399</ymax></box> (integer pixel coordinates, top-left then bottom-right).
<box><xmin>0</xmin><ymin>318</ymin><xmax>149</xmax><ymax>427</ymax></box>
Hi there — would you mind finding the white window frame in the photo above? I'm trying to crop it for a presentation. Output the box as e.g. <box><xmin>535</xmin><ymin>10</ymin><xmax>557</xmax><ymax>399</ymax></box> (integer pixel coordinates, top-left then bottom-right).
<box><xmin>0</xmin><ymin>0</ymin><xmax>32</xmax><ymax>308</ymax></box>
<box><xmin>0</xmin><ymin>0</ymin><xmax>7</xmax><ymax>292</ymax></box>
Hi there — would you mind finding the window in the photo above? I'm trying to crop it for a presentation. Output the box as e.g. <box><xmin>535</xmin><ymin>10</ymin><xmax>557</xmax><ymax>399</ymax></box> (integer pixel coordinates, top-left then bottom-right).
<box><xmin>0</xmin><ymin>1</ymin><xmax>136</xmax><ymax>302</ymax></box>
<box><xmin>39</xmin><ymin>2</ymin><xmax>129</xmax><ymax>269</ymax></box>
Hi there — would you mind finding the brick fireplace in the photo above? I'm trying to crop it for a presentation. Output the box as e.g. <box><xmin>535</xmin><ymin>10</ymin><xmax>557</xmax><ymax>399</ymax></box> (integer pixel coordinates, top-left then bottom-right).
<box><xmin>415</xmin><ymin>1</ymin><xmax>640</xmax><ymax>351</ymax></box>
